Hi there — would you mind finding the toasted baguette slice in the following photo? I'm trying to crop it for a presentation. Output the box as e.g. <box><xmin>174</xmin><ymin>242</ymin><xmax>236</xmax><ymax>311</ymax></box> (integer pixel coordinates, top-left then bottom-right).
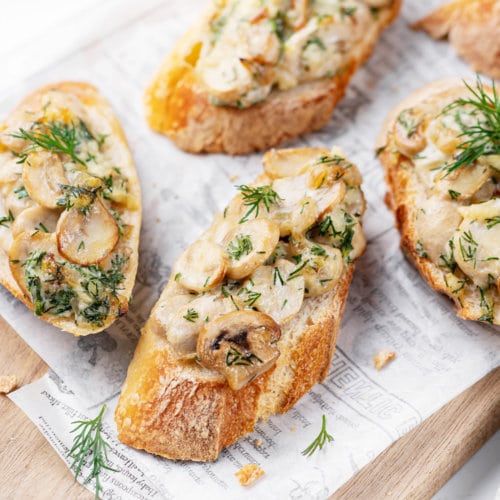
<box><xmin>0</xmin><ymin>82</ymin><xmax>141</xmax><ymax>335</ymax></box>
<box><xmin>378</xmin><ymin>79</ymin><xmax>500</xmax><ymax>325</ymax></box>
<box><xmin>413</xmin><ymin>0</ymin><xmax>500</xmax><ymax>79</ymax></box>
<box><xmin>145</xmin><ymin>0</ymin><xmax>401</xmax><ymax>155</ymax></box>
<box><xmin>116</xmin><ymin>146</ymin><xmax>366</xmax><ymax>461</ymax></box>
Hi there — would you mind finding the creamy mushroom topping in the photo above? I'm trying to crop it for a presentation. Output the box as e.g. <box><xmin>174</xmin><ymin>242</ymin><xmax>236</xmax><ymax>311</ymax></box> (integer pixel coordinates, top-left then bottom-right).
<box><xmin>192</xmin><ymin>0</ymin><xmax>396</xmax><ymax>108</ymax></box>
<box><xmin>0</xmin><ymin>87</ymin><xmax>139</xmax><ymax>327</ymax></box>
<box><xmin>385</xmin><ymin>80</ymin><xmax>500</xmax><ymax>324</ymax></box>
<box><xmin>158</xmin><ymin>146</ymin><xmax>366</xmax><ymax>388</ymax></box>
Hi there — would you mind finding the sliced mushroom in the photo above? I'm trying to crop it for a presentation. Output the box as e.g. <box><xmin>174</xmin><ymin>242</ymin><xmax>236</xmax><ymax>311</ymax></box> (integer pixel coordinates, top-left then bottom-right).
<box><xmin>11</xmin><ymin>206</ymin><xmax>60</xmax><ymax>238</ymax></box>
<box><xmin>453</xmin><ymin>217</ymin><xmax>500</xmax><ymax>288</ymax></box>
<box><xmin>393</xmin><ymin>108</ymin><xmax>427</xmax><ymax>157</ymax></box>
<box><xmin>166</xmin><ymin>295</ymin><xmax>234</xmax><ymax>359</ymax></box>
<box><xmin>56</xmin><ymin>198</ymin><xmax>119</xmax><ymax>266</ymax></box>
<box><xmin>22</xmin><ymin>151</ymin><xmax>68</xmax><ymax>208</ymax></box>
<box><xmin>197</xmin><ymin>310</ymin><xmax>281</xmax><ymax>390</ymax></box>
<box><xmin>426</xmin><ymin>110</ymin><xmax>467</xmax><ymax>156</ymax></box>
<box><xmin>262</xmin><ymin>147</ymin><xmax>329</xmax><ymax>179</ymax></box>
<box><xmin>223</xmin><ymin>219</ymin><xmax>280</xmax><ymax>279</ymax></box>
<box><xmin>434</xmin><ymin>163</ymin><xmax>492</xmax><ymax>200</ymax></box>
<box><xmin>9</xmin><ymin>232</ymin><xmax>60</xmax><ymax>299</ymax></box>
<box><xmin>243</xmin><ymin>259</ymin><xmax>304</xmax><ymax>324</ymax></box>
<box><xmin>270</xmin><ymin>172</ymin><xmax>346</xmax><ymax>236</ymax></box>
<box><xmin>289</xmin><ymin>239</ymin><xmax>344</xmax><ymax>297</ymax></box>
<box><xmin>174</xmin><ymin>239</ymin><xmax>227</xmax><ymax>292</ymax></box>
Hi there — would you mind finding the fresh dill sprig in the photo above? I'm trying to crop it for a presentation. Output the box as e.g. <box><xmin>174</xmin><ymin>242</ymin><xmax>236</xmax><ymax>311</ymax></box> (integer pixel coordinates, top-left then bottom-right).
<box><xmin>236</xmin><ymin>185</ymin><xmax>281</xmax><ymax>223</ymax></box>
<box><xmin>12</xmin><ymin>121</ymin><xmax>87</xmax><ymax>166</ymax></box>
<box><xmin>68</xmin><ymin>404</ymin><xmax>118</xmax><ymax>499</ymax></box>
<box><xmin>225</xmin><ymin>346</ymin><xmax>262</xmax><ymax>366</ymax></box>
<box><xmin>441</xmin><ymin>78</ymin><xmax>500</xmax><ymax>176</ymax></box>
<box><xmin>183</xmin><ymin>308</ymin><xmax>199</xmax><ymax>322</ymax></box>
<box><xmin>227</xmin><ymin>234</ymin><xmax>253</xmax><ymax>260</ymax></box>
<box><xmin>302</xmin><ymin>414</ymin><xmax>334</xmax><ymax>457</ymax></box>
<box><xmin>0</xmin><ymin>209</ymin><xmax>14</xmax><ymax>228</ymax></box>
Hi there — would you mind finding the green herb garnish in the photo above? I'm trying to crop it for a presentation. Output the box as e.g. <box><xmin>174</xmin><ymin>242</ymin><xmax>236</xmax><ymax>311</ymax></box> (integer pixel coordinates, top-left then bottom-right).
<box><xmin>227</xmin><ymin>234</ymin><xmax>253</xmax><ymax>260</ymax></box>
<box><xmin>226</xmin><ymin>346</ymin><xmax>262</xmax><ymax>366</ymax></box>
<box><xmin>302</xmin><ymin>414</ymin><xmax>334</xmax><ymax>457</ymax></box>
<box><xmin>68</xmin><ymin>404</ymin><xmax>118</xmax><ymax>500</ymax></box>
<box><xmin>237</xmin><ymin>185</ymin><xmax>281</xmax><ymax>223</ymax></box>
<box><xmin>12</xmin><ymin>121</ymin><xmax>87</xmax><ymax>166</ymax></box>
<box><xmin>183</xmin><ymin>308</ymin><xmax>199</xmax><ymax>322</ymax></box>
<box><xmin>441</xmin><ymin>78</ymin><xmax>500</xmax><ymax>175</ymax></box>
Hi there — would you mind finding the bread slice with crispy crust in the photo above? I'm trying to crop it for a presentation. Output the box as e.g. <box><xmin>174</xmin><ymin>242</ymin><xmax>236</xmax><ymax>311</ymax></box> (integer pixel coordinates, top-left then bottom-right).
<box><xmin>377</xmin><ymin>79</ymin><xmax>500</xmax><ymax>325</ymax></box>
<box><xmin>116</xmin><ymin>146</ymin><xmax>366</xmax><ymax>460</ymax></box>
<box><xmin>413</xmin><ymin>0</ymin><xmax>500</xmax><ymax>79</ymax></box>
<box><xmin>0</xmin><ymin>82</ymin><xmax>141</xmax><ymax>335</ymax></box>
<box><xmin>145</xmin><ymin>1</ymin><xmax>401</xmax><ymax>155</ymax></box>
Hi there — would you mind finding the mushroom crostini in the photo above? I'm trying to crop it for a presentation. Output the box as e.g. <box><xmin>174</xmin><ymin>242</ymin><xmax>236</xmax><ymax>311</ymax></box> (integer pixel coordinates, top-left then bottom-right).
<box><xmin>0</xmin><ymin>82</ymin><xmax>141</xmax><ymax>335</ymax></box>
<box><xmin>115</xmin><ymin>146</ymin><xmax>366</xmax><ymax>461</ymax></box>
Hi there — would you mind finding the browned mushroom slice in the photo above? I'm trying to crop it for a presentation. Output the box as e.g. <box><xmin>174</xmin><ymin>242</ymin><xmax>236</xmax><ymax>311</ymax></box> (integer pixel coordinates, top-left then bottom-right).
<box><xmin>174</xmin><ymin>239</ymin><xmax>227</xmax><ymax>293</ymax></box>
<box><xmin>11</xmin><ymin>206</ymin><xmax>61</xmax><ymax>238</ymax></box>
<box><xmin>393</xmin><ymin>108</ymin><xmax>427</xmax><ymax>157</ymax></box>
<box><xmin>197</xmin><ymin>310</ymin><xmax>281</xmax><ymax>390</ymax></box>
<box><xmin>243</xmin><ymin>259</ymin><xmax>304</xmax><ymax>324</ymax></box>
<box><xmin>22</xmin><ymin>151</ymin><xmax>68</xmax><ymax>208</ymax></box>
<box><xmin>223</xmin><ymin>219</ymin><xmax>280</xmax><ymax>280</ymax></box>
<box><xmin>262</xmin><ymin>147</ymin><xmax>330</xmax><ymax>179</ymax></box>
<box><xmin>56</xmin><ymin>199</ymin><xmax>119</xmax><ymax>266</ymax></box>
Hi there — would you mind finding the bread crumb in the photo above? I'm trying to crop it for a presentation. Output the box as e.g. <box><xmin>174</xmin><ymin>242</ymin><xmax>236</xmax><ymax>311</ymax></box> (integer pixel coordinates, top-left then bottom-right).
<box><xmin>0</xmin><ymin>375</ymin><xmax>18</xmax><ymax>394</ymax></box>
<box><xmin>235</xmin><ymin>464</ymin><xmax>265</xmax><ymax>487</ymax></box>
<box><xmin>373</xmin><ymin>350</ymin><xmax>396</xmax><ymax>370</ymax></box>
<box><xmin>290</xmin><ymin>425</ymin><xmax>296</xmax><ymax>432</ymax></box>
<box><xmin>229</xmin><ymin>174</ymin><xmax>239</xmax><ymax>182</ymax></box>
<box><xmin>254</xmin><ymin>439</ymin><xmax>262</xmax><ymax>447</ymax></box>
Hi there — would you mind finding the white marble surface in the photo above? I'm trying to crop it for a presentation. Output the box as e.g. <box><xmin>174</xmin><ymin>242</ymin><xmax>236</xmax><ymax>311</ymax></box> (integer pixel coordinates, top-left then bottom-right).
<box><xmin>1</xmin><ymin>1</ymin><xmax>498</xmax><ymax>499</ymax></box>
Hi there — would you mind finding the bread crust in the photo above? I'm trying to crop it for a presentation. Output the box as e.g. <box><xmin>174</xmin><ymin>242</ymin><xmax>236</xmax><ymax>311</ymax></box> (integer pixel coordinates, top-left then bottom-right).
<box><xmin>413</xmin><ymin>0</ymin><xmax>500</xmax><ymax>79</ymax></box>
<box><xmin>378</xmin><ymin>80</ymin><xmax>500</xmax><ymax>325</ymax></box>
<box><xmin>145</xmin><ymin>1</ymin><xmax>401</xmax><ymax>155</ymax></box>
<box><xmin>115</xmin><ymin>268</ymin><xmax>353</xmax><ymax>461</ymax></box>
<box><xmin>0</xmin><ymin>82</ymin><xmax>142</xmax><ymax>335</ymax></box>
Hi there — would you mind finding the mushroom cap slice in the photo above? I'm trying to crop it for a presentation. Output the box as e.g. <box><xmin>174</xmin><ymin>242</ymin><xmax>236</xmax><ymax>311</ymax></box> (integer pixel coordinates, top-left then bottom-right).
<box><xmin>174</xmin><ymin>239</ymin><xmax>227</xmax><ymax>293</ymax></box>
<box><xmin>262</xmin><ymin>147</ymin><xmax>330</xmax><ymax>179</ymax></box>
<box><xmin>393</xmin><ymin>108</ymin><xmax>427</xmax><ymax>157</ymax></box>
<box><xmin>243</xmin><ymin>259</ymin><xmax>304</xmax><ymax>324</ymax></box>
<box><xmin>166</xmin><ymin>295</ymin><xmax>235</xmax><ymax>359</ymax></box>
<box><xmin>197</xmin><ymin>310</ymin><xmax>281</xmax><ymax>390</ymax></box>
<box><xmin>22</xmin><ymin>151</ymin><xmax>68</xmax><ymax>208</ymax></box>
<box><xmin>289</xmin><ymin>240</ymin><xmax>344</xmax><ymax>297</ymax></box>
<box><xmin>9</xmin><ymin>232</ymin><xmax>61</xmax><ymax>299</ymax></box>
<box><xmin>56</xmin><ymin>198</ymin><xmax>119</xmax><ymax>266</ymax></box>
<box><xmin>223</xmin><ymin>219</ymin><xmax>280</xmax><ymax>280</ymax></box>
<box><xmin>11</xmin><ymin>206</ymin><xmax>61</xmax><ymax>239</ymax></box>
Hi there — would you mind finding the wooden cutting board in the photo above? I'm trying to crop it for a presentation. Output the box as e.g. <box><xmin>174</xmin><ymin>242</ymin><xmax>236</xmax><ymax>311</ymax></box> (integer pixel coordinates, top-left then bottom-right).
<box><xmin>0</xmin><ymin>315</ymin><xmax>498</xmax><ymax>500</ymax></box>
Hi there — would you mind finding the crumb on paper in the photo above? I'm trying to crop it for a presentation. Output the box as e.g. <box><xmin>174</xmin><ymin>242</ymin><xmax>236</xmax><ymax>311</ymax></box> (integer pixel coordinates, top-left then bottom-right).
<box><xmin>235</xmin><ymin>464</ymin><xmax>265</xmax><ymax>487</ymax></box>
<box><xmin>290</xmin><ymin>425</ymin><xmax>296</xmax><ymax>432</ymax></box>
<box><xmin>254</xmin><ymin>439</ymin><xmax>262</xmax><ymax>447</ymax></box>
<box><xmin>373</xmin><ymin>350</ymin><xmax>396</xmax><ymax>371</ymax></box>
<box><xmin>229</xmin><ymin>174</ymin><xmax>239</xmax><ymax>182</ymax></box>
<box><xmin>0</xmin><ymin>375</ymin><xmax>18</xmax><ymax>394</ymax></box>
